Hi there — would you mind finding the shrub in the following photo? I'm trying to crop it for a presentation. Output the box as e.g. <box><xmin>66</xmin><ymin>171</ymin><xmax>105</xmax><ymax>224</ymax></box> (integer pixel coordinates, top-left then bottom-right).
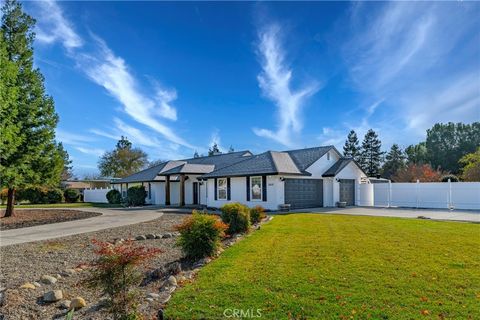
<box><xmin>441</xmin><ymin>174</ymin><xmax>459</xmax><ymax>182</ymax></box>
<box><xmin>250</xmin><ymin>205</ymin><xmax>266</xmax><ymax>224</ymax></box>
<box><xmin>45</xmin><ymin>188</ymin><xmax>64</xmax><ymax>204</ymax></box>
<box><xmin>126</xmin><ymin>186</ymin><xmax>147</xmax><ymax>206</ymax></box>
<box><xmin>87</xmin><ymin>239</ymin><xmax>161</xmax><ymax>320</ymax></box>
<box><xmin>64</xmin><ymin>188</ymin><xmax>80</xmax><ymax>203</ymax></box>
<box><xmin>175</xmin><ymin>212</ymin><xmax>227</xmax><ymax>260</ymax></box>
<box><xmin>220</xmin><ymin>202</ymin><xmax>250</xmax><ymax>234</ymax></box>
<box><xmin>18</xmin><ymin>186</ymin><xmax>48</xmax><ymax>204</ymax></box>
<box><xmin>106</xmin><ymin>189</ymin><xmax>122</xmax><ymax>204</ymax></box>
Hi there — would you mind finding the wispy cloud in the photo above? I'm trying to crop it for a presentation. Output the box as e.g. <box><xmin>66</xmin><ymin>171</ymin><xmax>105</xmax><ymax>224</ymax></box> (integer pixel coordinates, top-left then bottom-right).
<box><xmin>56</xmin><ymin>129</ymin><xmax>94</xmax><ymax>145</ymax></box>
<box><xmin>33</xmin><ymin>0</ymin><xmax>83</xmax><ymax>49</ymax></box>
<box><xmin>253</xmin><ymin>24</ymin><xmax>320</xmax><ymax>147</ymax></box>
<box><xmin>31</xmin><ymin>0</ymin><xmax>194</xmax><ymax>155</ymax></box>
<box><xmin>342</xmin><ymin>2</ymin><xmax>480</xmax><ymax>141</ymax></box>
<box><xmin>75</xmin><ymin>146</ymin><xmax>105</xmax><ymax>157</ymax></box>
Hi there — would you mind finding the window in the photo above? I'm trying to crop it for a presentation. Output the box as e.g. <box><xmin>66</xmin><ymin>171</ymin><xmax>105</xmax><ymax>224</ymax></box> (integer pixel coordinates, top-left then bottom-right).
<box><xmin>250</xmin><ymin>176</ymin><xmax>262</xmax><ymax>201</ymax></box>
<box><xmin>327</xmin><ymin>152</ymin><xmax>330</xmax><ymax>161</ymax></box>
<box><xmin>217</xmin><ymin>178</ymin><xmax>227</xmax><ymax>200</ymax></box>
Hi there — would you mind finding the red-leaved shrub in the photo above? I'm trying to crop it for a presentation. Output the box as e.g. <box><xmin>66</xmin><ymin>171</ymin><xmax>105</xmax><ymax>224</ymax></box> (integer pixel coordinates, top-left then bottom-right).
<box><xmin>86</xmin><ymin>239</ymin><xmax>161</xmax><ymax>320</ymax></box>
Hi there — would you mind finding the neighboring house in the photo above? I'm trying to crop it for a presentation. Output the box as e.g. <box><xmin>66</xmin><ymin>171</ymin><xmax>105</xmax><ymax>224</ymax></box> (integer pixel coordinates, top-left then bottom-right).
<box><xmin>111</xmin><ymin>146</ymin><xmax>367</xmax><ymax>210</ymax></box>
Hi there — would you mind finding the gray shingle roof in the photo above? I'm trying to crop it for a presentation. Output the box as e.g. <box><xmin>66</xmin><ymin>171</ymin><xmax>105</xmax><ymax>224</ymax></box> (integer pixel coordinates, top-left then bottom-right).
<box><xmin>161</xmin><ymin>163</ymin><xmax>215</xmax><ymax>175</ymax></box>
<box><xmin>113</xmin><ymin>151</ymin><xmax>252</xmax><ymax>183</ymax></box>
<box><xmin>200</xmin><ymin>151</ymin><xmax>308</xmax><ymax>179</ymax></box>
<box><xmin>286</xmin><ymin>146</ymin><xmax>335</xmax><ymax>171</ymax></box>
<box><xmin>322</xmin><ymin>158</ymin><xmax>354</xmax><ymax>177</ymax></box>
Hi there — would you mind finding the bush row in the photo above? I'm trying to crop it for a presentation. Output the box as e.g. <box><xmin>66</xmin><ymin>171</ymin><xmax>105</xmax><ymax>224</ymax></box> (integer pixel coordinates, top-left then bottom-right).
<box><xmin>106</xmin><ymin>186</ymin><xmax>147</xmax><ymax>206</ymax></box>
<box><xmin>0</xmin><ymin>187</ymin><xmax>81</xmax><ymax>204</ymax></box>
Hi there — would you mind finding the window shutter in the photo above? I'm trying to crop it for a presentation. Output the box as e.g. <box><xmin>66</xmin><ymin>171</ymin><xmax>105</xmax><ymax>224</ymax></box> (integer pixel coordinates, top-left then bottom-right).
<box><xmin>214</xmin><ymin>178</ymin><xmax>218</xmax><ymax>201</ymax></box>
<box><xmin>227</xmin><ymin>178</ymin><xmax>231</xmax><ymax>200</ymax></box>
<box><xmin>246</xmin><ymin>176</ymin><xmax>250</xmax><ymax>201</ymax></box>
<box><xmin>262</xmin><ymin>176</ymin><xmax>267</xmax><ymax>202</ymax></box>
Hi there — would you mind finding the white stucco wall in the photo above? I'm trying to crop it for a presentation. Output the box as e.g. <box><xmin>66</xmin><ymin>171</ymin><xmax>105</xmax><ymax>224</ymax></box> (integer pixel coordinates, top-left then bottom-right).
<box><xmin>205</xmin><ymin>176</ymin><xmax>284</xmax><ymax>210</ymax></box>
<box><xmin>304</xmin><ymin>149</ymin><xmax>341</xmax><ymax>178</ymax></box>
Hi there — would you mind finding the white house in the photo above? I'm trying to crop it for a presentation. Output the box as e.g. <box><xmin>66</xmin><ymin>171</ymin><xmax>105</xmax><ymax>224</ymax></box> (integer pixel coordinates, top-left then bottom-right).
<box><xmin>111</xmin><ymin>146</ymin><xmax>367</xmax><ymax>210</ymax></box>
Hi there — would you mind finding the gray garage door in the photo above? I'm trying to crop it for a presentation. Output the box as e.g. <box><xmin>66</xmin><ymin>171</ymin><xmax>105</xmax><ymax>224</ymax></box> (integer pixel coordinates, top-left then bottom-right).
<box><xmin>339</xmin><ymin>179</ymin><xmax>355</xmax><ymax>206</ymax></box>
<box><xmin>284</xmin><ymin>179</ymin><xmax>323</xmax><ymax>209</ymax></box>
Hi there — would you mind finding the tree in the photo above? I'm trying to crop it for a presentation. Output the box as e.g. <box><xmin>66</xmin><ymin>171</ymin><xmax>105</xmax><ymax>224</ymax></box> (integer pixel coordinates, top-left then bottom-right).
<box><xmin>148</xmin><ymin>159</ymin><xmax>165</xmax><ymax>168</ymax></box>
<box><xmin>382</xmin><ymin>144</ymin><xmax>406</xmax><ymax>180</ymax></box>
<box><xmin>405</xmin><ymin>142</ymin><xmax>428</xmax><ymax>165</ymax></box>
<box><xmin>57</xmin><ymin>143</ymin><xmax>73</xmax><ymax>181</ymax></box>
<box><xmin>208</xmin><ymin>143</ymin><xmax>221</xmax><ymax>156</ymax></box>
<box><xmin>1</xmin><ymin>0</ymin><xmax>61</xmax><ymax>217</ymax></box>
<box><xmin>359</xmin><ymin>129</ymin><xmax>383</xmax><ymax>177</ymax></box>
<box><xmin>392</xmin><ymin>163</ymin><xmax>443</xmax><ymax>182</ymax></box>
<box><xmin>193</xmin><ymin>150</ymin><xmax>200</xmax><ymax>158</ymax></box>
<box><xmin>459</xmin><ymin>148</ymin><xmax>480</xmax><ymax>182</ymax></box>
<box><xmin>228</xmin><ymin>145</ymin><xmax>235</xmax><ymax>153</ymax></box>
<box><xmin>98</xmin><ymin>136</ymin><xmax>148</xmax><ymax>178</ymax></box>
<box><xmin>426</xmin><ymin>122</ymin><xmax>480</xmax><ymax>174</ymax></box>
<box><xmin>343</xmin><ymin>130</ymin><xmax>360</xmax><ymax>161</ymax></box>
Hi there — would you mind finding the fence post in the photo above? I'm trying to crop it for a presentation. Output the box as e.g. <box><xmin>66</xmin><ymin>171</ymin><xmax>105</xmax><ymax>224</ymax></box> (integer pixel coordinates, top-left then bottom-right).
<box><xmin>448</xmin><ymin>178</ymin><xmax>452</xmax><ymax>210</ymax></box>
<box><xmin>416</xmin><ymin>179</ymin><xmax>419</xmax><ymax>209</ymax></box>
<box><xmin>388</xmin><ymin>180</ymin><xmax>392</xmax><ymax>208</ymax></box>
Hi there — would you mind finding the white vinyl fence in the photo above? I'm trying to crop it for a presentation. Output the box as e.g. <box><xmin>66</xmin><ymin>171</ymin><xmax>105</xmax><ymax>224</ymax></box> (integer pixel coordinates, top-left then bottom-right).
<box><xmin>359</xmin><ymin>181</ymin><xmax>480</xmax><ymax>210</ymax></box>
<box><xmin>83</xmin><ymin>188</ymin><xmax>112</xmax><ymax>203</ymax></box>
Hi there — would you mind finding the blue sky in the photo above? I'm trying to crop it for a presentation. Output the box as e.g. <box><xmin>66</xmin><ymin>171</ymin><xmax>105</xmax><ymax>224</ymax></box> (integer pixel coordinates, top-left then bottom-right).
<box><xmin>18</xmin><ymin>1</ymin><xmax>480</xmax><ymax>176</ymax></box>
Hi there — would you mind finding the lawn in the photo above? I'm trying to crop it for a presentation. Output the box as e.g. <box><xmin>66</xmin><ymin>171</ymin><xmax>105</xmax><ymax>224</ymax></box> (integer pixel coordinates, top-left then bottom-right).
<box><xmin>165</xmin><ymin>214</ymin><xmax>480</xmax><ymax>319</ymax></box>
<box><xmin>0</xmin><ymin>202</ymin><xmax>120</xmax><ymax>209</ymax></box>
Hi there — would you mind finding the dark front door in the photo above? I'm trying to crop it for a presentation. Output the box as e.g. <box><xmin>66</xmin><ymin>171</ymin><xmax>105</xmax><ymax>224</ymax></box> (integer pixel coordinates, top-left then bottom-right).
<box><xmin>193</xmin><ymin>182</ymin><xmax>199</xmax><ymax>205</ymax></box>
<box><xmin>339</xmin><ymin>179</ymin><xmax>355</xmax><ymax>206</ymax></box>
<box><xmin>284</xmin><ymin>179</ymin><xmax>323</xmax><ymax>209</ymax></box>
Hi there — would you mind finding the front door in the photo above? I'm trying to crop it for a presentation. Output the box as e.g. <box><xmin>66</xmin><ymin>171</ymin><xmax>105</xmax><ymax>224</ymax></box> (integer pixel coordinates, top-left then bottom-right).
<box><xmin>193</xmin><ymin>182</ymin><xmax>199</xmax><ymax>205</ymax></box>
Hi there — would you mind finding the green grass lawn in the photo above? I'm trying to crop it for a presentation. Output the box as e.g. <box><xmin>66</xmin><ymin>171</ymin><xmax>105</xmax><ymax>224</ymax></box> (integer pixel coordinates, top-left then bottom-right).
<box><xmin>0</xmin><ymin>202</ymin><xmax>120</xmax><ymax>209</ymax></box>
<box><xmin>165</xmin><ymin>214</ymin><xmax>480</xmax><ymax>319</ymax></box>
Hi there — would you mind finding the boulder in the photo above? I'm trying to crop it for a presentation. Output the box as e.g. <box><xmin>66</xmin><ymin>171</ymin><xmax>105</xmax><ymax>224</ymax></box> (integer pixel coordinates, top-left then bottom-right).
<box><xmin>20</xmin><ymin>283</ymin><xmax>36</xmax><ymax>290</ymax></box>
<box><xmin>160</xmin><ymin>294</ymin><xmax>171</xmax><ymax>304</ymax></box>
<box><xmin>155</xmin><ymin>234</ymin><xmax>162</xmax><ymax>239</ymax></box>
<box><xmin>162</xmin><ymin>233</ymin><xmax>173</xmax><ymax>239</ymax></box>
<box><xmin>146</xmin><ymin>234</ymin><xmax>156</xmax><ymax>239</ymax></box>
<box><xmin>59</xmin><ymin>300</ymin><xmax>71</xmax><ymax>309</ymax></box>
<box><xmin>43</xmin><ymin>290</ymin><xmax>63</xmax><ymax>302</ymax></box>
<box><xmin>70</xmin><ymin>297</ymin><xmax>87</xmax><ymax>310</ymax></box>
<box><xmin>40</xmin><ymin>275</ymin><xmax>57</xmax><ymax>285</ymax></box>
<box><xmin>147</xmin><ymin>293</ymin><xmax>160</xmax><ymax>299</ymax></box>
<box><xmin>135</xmin><ymin>235</ymin><xmax>146</xmax><ymax>241</ymax></box>
<box><xmin>146</xmin><ymin>298</ymin><xmax>154</xmax><ymax>302</ymax></box>
<box><xmin>167</xmin><ymin>275</ymin><xmax>177</xmax><ymax>286</ymax></box>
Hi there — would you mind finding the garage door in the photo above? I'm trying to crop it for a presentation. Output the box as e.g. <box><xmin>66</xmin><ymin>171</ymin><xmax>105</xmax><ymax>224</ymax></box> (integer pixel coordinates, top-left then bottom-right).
<box><xmin>339</xmin><ymin>179</ymin><xmax>355</xmax><ymax>206</ymax></box>
<box><xmin>284</xmin><ymin>179</ymin><xmax>323</xmax><ymax>209</ymax></box>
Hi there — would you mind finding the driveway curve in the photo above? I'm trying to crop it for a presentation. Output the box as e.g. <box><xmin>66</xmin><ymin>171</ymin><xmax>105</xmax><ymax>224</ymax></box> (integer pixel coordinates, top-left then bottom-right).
<box><xmin>0</xmin><ymin>206</ymin><xmax>164</xmax><ymax>247</ymax></box>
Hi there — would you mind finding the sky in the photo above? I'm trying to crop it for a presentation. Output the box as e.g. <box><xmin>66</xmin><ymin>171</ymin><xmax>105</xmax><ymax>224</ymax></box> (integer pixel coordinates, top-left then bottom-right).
<box><xmin>15</xmin><ymin>1</ymin><xmax>480</xmax><ymax>176</ymax></box>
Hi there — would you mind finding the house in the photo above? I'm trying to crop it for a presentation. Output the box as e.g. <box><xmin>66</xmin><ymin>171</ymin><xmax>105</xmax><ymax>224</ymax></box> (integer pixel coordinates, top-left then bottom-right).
<box><xmin>111</xmin><ymin>146</ymin><xmax>367</xmax><ymax>210</ymax></box>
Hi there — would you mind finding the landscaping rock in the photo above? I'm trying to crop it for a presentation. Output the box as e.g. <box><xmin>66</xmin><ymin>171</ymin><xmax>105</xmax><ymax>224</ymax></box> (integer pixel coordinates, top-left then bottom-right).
<box><xmin>162</xmin><ymin>233</ymin><xmax>172</xmax><ymax>239</ymax></box>
<box><xmin>43</xmin><ymin>290</ymin><xmax>63</xmax><ymax>302</ymax></box>
<box><xmin>147</xmin><ymin>293</ymin><xmax>160</xmax><ymax>299</ymax></box>
<box><xmin>155</xmin><ymin>234</ymin><xmax>162</xmax><ymax>239</ymax></box>
<box><xmin>56</xmin><ymin>274</ymin><xmax>62</xmax><ymax>279</ymax></box>
<box><xmin>167</xmin><ymin>275</ymin><xmax>177</xmax><ymax>286</ymax></box>
<box><xmin>136</xmin><ymin>235</ymin><xmax>147</xmax><ymax>240</ymax></box>
<box><xmin>0</xmin><ymin>291</ymin><xmax>4</xmax><ymax>307</ymax></box>
<box><xmin>63</xmin><ymin>269</ymin><xmax>76</xmax><ymax>276</ymax></box>
<box><xmin>20</xmin><ymin>283</ymin><xmax>36</xmax><ymax>290</ymax></box>
<box><xmin>33</xmin><ymin>282</ymin><xmax>41</xmax><ymax>287</ymax></box>
<box><xmin>160</xmin><ymin>294</ymin><xmax>171</xmax><ymax>304</ymax></box>
<box><xmin>40</xmin><ymin>275</ymin><xmax>57</xmax><ymax>285</ymax></box>
<box><xmin>70</xmin><ymin>297</ymin><xmax>87</xmax><ymax>310</ymax></box>
<box><xmin>146</xmin><ymin>298</ymin><xmax>154</xmax><ymax>302</ymax></box>
<box><xmin>176</xmin><ymin>275</ymin><xmax>186</xmax><ymax>283</ymax></box>
<box><xmin>59</xmin><ymin>300</ymin><xmax>71</xmax><ymax>309</ymax></box>
<box><xmin>146</xmin><ymin>234</ymin><xmax>156</xmax><ymax>239</ymax></box>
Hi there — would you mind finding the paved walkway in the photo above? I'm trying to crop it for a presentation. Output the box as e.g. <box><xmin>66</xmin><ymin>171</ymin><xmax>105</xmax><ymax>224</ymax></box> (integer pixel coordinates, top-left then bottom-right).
<box><xmin>0</xmin><ymin>206</ymin><xmax>164</xmax><ymax>247</ymax></box>
<box><xmin>292</xmin><ymin>207</ymin><xmax>480</xmax><ymax>223</ymax></box>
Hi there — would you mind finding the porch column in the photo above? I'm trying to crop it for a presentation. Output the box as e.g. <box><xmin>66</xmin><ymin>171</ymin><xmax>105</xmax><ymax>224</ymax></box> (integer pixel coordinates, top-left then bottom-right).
<box><xmin>165</xmin><ymin>175</ymin><xmax>171</xmax><ymax>206</ymax></box>
<box><xmin>180</xmin><ymin>174</ymin><xmax>185</xmax><ymax>206</ymax></box>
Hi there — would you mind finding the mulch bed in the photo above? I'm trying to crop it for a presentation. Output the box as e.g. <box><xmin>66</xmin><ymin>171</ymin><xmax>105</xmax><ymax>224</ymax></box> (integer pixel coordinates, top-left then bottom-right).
<box><xmin>0</xmin><ymin>213</ymin><xmax>187</xmax><ymax>320</ymax></box>
<box><xmin>0</xmin><ymin>209</ymin><xmax>102</xmax><ymax>230</ymax></box>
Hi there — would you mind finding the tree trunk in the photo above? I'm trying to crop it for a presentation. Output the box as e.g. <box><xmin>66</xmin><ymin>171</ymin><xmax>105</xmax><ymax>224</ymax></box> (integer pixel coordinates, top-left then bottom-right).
<box><xmin>4</xmin><ymin>188</ymin><xmax>15</xmax><ymax>217</ymax></box>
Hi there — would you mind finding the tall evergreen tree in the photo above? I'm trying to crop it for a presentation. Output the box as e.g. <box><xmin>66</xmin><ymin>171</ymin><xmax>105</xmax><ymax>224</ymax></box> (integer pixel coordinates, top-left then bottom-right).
<box><xmin>193</xmin><ymin>150</ymin><xmax>200</xmax><ymax>158</ymax></box>
<box><xmin>381</xmin><ymin>144</ymin><xmax>406</xmax><ymax>180</ymax></box>
<box><xmin>343</xmin><ymin>130</ymin><xmax>360</xmax><ymax>161</ymax></box>
<box><xmin>360</xmin><ymin>129</ymin><xmax>383</xmax><ymax>177</ymax></box>
<box><xmin>58</xmin><ymin>143</ymin><xmax>73</xmax><ymax>181</ymax></box>
<box><xmin>98</xmin><ymin>136</ymin><xmax>149</xmax><ymax>178</ymax></box>
<box><xmin>1</xmin><ymin>0</ymin><xmax>61</xmax><ymax>217</ymax></box>
<box><xmin>208</xmin><ymin>143</ymin><xmax>221</xmax><ymax>156</ymax></box>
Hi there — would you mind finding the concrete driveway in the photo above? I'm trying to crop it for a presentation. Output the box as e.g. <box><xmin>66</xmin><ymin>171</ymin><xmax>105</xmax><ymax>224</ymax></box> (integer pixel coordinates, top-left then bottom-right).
<box><xmin>0</xmin><ymin>206</ymin><xmax>165</xmax><ymax>247</ymax></box>
<box><xmin>293</xmin><ymin>206</ymin><xmax>480</xmax><ymax>223</ymax></box>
